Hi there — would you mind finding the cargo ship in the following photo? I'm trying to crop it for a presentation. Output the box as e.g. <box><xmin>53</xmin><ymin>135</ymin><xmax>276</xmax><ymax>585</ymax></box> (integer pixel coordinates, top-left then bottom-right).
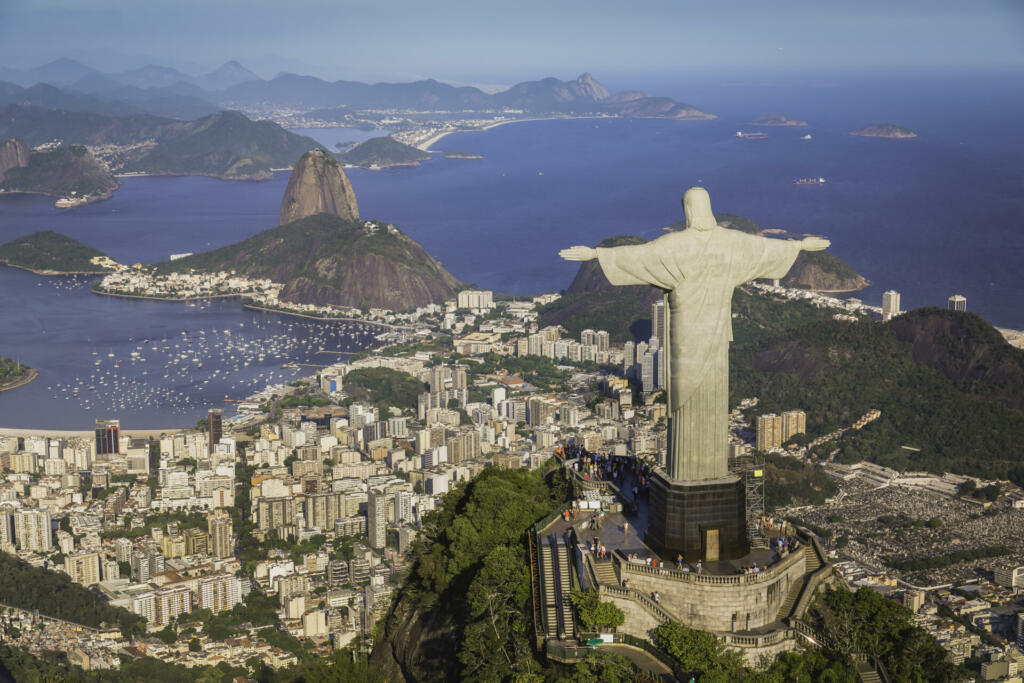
<box><xmin>794</xmin><ymin>177</ymin><xmax>826</xmax><ymax>185</ymax></box>
<box><xmin>735</xmin><ymin>131</ymin><xmax>767</xmax><ymax>140</ymax></box>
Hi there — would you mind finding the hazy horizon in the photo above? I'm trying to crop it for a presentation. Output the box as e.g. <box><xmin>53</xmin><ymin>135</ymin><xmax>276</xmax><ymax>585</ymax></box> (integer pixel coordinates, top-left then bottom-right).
<box><xmin>2</xmin><ymin>0</ymin><xmax>1022</xmax><ymax>86</ymax></box>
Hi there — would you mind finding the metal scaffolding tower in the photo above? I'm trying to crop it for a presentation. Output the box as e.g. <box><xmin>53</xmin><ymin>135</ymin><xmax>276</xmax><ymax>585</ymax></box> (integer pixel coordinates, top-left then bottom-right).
<box><xmin>729</xmin><ymin>451</ymin><xmax>767</xmax><ymax>549</ymax></box>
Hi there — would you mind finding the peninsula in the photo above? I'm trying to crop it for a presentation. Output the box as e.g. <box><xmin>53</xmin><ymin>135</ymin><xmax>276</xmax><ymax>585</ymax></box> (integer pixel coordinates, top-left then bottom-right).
<box><xmin>851</xmin><ymin>123</ymin><xmax>917</xmax><ymax>139</ymax></box>
<box><xmin>0</xmin><ymin>356</ymin><xmax>36</xmax><ymax>392</ymax></box>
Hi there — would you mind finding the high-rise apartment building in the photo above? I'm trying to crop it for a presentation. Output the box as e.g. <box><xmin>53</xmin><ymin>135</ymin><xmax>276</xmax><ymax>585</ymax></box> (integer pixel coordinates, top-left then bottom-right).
<box><xmin>368</xmin><ymin>491</ymin><xmax>386</xmax><ymax>550</ymax></box>
<box><xmin>65</xmin><ymin>551</ymin><xmax>101</xmax><ymax>586</ymax></box>
<box><xmin>756</xmin><ymin>414</ymin><xmax>784</xmax><ymax>451</ymax></box>
<box><xmin>882</xmin><ymin>290</ymin><xmax>901</xmax><ymax>321</ymax></box>
<box><xmin>198</xmin><ymin>574</ymin><xmax>241</xmax><ymax>614</ymax></box>
<box><xmin>14</xmin><ymin>508</ymin><xmax>51</xmax><ymax>553</ymax></box>
<box><xmin>208</xmin><ymin>409</ymin><xmax>223</xmax><ymax>455</ymax></box>
<box><xmin>781</xmin><ymin>410</ymin><xmax>807</xmax><ymax>442</ymax></box>
<box><xmin>153</xmin><ymin>585</ymin><xmax>192</xmax><ymax>627</ymax></box>
<box><xmin>208</xmin><ymin>510</ymin><xmax>234</xmax><ymax>559</ymax></box>
<box><xmin>948</xmin><ymin>294</ymin><xmax>967</xmax><ymax>312</ymax></box>
<box><xmin>94</xmin><ymin>419</ymin><xmax>120</xmax><ymax>457</ymax></box>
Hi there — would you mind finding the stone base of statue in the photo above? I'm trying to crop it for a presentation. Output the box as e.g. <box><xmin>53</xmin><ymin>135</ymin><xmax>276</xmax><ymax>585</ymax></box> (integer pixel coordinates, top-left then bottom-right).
<box><xmin>645</xmin><ymin>469</ymin><xmax>749</xmax><ymax>562</ymax></box>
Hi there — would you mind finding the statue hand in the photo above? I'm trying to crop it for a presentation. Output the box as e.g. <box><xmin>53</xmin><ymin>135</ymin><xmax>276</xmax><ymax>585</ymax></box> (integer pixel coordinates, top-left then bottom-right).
<box><xmin>800</xmin><ymin>236</ymin><xmax>830</xmax><ymax>252</ymax></box>
<box><xmin>559</xmin><ymin>246</ymin><xmax>598</xmax><ymax>261</ymax></box>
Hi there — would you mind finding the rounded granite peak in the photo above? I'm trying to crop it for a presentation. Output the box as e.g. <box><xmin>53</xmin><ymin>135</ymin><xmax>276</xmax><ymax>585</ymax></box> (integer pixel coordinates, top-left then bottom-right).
<box><xmin>279</xmin><ymin>148</ymin><xmax>359</xmax><ymax>225</ymax></box>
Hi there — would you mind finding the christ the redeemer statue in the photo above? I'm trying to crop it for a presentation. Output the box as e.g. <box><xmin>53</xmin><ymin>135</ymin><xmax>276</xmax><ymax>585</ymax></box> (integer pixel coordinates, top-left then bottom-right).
<box><xmin>561</xmin><ymin>187</ymin><xmax>829</xmax><ymax>483</ymax></box>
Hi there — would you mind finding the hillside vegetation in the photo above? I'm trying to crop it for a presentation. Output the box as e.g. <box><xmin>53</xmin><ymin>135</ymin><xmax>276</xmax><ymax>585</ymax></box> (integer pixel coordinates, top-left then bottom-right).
<box><xmin>732</xmin><ymin>308</ymin><xmax>1024</xmax><ymax>481</ymax></box>
<box><xmin>339</xmin><ymin>136</ymin><xmax>430</xmax><ymax>167</ymax></box>
<box><xmin>155</xmin><ymin>213</ymin><xmax>461</xmax><ymax>310</ymax></box>
<box><xmin>0</xmin><ymin>145</ymin><xmax>117</xmax><ymax>198</ymax></box>
<box><xmin>0</xmin><ymin>231</ymin><xmax>111</xmax><ymax>273</ymax></box>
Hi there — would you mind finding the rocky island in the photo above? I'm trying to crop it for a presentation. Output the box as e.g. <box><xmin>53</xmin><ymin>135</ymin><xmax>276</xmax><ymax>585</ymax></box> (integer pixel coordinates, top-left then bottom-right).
<box><xmin>751</xmin><ymin>114</ymin><xmax>808</xmax><ymax>126</ymax></box>
<box><xmin>0</xmin><ymin>139</ymin><xmax>118</xmax><ymax>207</ymax></box>
<box><xmin>0</xmin><ymin>231</ymin><xmax>115</xmax><ymax>274</ymax></box>
<box><xmin>338</xmin><ymin>136</ymin><xmax>431</xmax><ymax>169</ymax></box>
<box><xmin>850</xmin><ymin>123</ymin><xmax>917</xmax><ymax>139</ymax></box>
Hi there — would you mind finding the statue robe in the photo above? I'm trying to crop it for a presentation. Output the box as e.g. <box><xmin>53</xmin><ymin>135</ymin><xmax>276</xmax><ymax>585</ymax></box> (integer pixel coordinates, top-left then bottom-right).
<box><xmin>596</xmin><ymin>227</ymin><xmax>801</xmax><ymax>481</ymax></box>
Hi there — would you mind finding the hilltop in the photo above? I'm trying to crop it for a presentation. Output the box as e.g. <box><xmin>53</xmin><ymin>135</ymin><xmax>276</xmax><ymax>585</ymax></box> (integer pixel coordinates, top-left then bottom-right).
<box><xmin>155</xmin><ymin>213</ymin><xmax>461</xmax><ymax>311</ymax></box>
<box><xmin>851</xmin><ymin>123</ymin><xmax>917</xmax><ymax>139</ymax></box>
<box><xmin>0</xmin><ymin>231</ymin><xmax>113</xmax><ymax>274</ymax></box>
<box><xmin>0</xmin><ymin>143</ymin><xmax>117</xmax><ymax>204</ymax></box>
<box><xmin>339</xmin><ymin>136</ymin><xmax>430</xmax><ymax>168</ymax></box>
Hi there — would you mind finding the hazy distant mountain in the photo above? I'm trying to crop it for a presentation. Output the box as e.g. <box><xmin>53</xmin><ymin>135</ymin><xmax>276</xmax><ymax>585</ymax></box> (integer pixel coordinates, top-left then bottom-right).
<box><xmin>218</xmin><ymin>70</ymin><xmax>712</xmax><ymax>118</ymax></box>
<box><xmin>220</xmin><ymin>74</ymin><xmax>490</xmax><ymax>110</ymax></box>
<box><xmin>20</xmin><ymin>59</ymin><xmax>102</xmax><ymax>88</ymax></box>
<box><xmin>0</xmin><ymin>81</ymin><xmax>141</xmax><ymax>117</ymax></box>
<box><xmin>197</xmin><ymin>61</ymin><xmax>262</xmax><ymax>91</ymax></box>
<box><xmin>0</xmin><ymin>105</ymin><xmax>169</xmax><ymax>147</ymax></box>
<box><xmin>114</xmin><ymin>64</ymin><xmax>194</xmax><ymax>89</ymax></box>
<box><xmin>122</xmin><ymin>110</ymin><xmax>321</xmax><ymax>179</ymax></box>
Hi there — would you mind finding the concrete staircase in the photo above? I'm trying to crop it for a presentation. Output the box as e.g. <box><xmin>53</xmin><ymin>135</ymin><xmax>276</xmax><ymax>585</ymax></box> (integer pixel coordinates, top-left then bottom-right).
<box><xmin>591</xmin><ymin>558</ymin><xmax>618</xmax><ymax>586</ymax></box>
<box><xmin>855</xmin><ymin>656</ymin><xmax>884</xmax><ymax>683</ymax></box>
<box><xmin>776</xmin><ymin>545</ymin><xmax>821</xmax><ymax>622</ymax></box>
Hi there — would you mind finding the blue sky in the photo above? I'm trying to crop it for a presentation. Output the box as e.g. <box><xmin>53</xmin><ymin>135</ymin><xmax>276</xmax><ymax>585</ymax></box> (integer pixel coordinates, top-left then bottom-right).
<box><xmin>2</xmin><ymin>0</ymin><xmax>1023</xmax><ymax>83</ymax></box>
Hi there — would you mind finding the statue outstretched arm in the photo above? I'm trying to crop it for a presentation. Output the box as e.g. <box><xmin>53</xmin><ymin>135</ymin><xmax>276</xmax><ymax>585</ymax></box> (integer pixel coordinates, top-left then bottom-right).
<box><xmin>800</xmin><ymin>237</ymin><xmax>830</xmax><ymax>251</ymax></box>
<box><xmin>559</xmin><ymin>246</ymin><xmax>598</xmax><ymax>261</ymax></box>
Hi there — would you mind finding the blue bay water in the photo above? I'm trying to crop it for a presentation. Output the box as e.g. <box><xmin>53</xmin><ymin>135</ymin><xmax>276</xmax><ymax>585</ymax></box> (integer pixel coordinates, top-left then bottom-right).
<box><xmin>1</xmin><ymin>96</ymin><xmax>1022</xmax><ymax>428</ymax></box>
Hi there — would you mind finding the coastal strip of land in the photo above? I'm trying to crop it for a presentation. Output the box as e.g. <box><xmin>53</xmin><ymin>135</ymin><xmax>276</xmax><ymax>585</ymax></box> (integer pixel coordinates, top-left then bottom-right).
<box><xmin>0</xmin><ymin>367</ymin><xmax>38</xmax><ymax>393</ymax></box>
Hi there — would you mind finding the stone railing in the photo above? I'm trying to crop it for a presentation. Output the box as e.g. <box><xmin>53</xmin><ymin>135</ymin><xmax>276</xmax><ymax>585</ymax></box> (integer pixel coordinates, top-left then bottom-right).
<box><xmin>598</xmin><ymin>584</ymin><xmax>673</xmax><ymax>624</ymax></box>
<box><xmin>719</xmin><ymin>628</ymin><xmax>793</xmax><ymax>648</ymax></box>
<box><xmin>614</xmin><ymin>544</ymin><xmax>804</xmax><ymax>587</ymax></box>
<box><xmin>787</xmin><ymin>537</ymin><xmax>832</xmax><ymax>624</ymax></box>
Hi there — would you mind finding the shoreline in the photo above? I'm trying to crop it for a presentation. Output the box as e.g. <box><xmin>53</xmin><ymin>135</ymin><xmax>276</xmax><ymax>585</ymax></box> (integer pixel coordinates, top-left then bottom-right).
<box><xmin>241</xmin><ymin>302</ymin><xmax>406</xmax><ymax>329</ymax></box>
<box><xmin>419</xmin><ymin>114</ymin><xmax>616</xmax><ymax>151</ymax></box>
<box><xmin>0</xmin><ymin>262</ymin><xmax>108</xmax><ymax>276</ymax></box>
<box><xmin>0</xmin><ymin>426</ymin><xmax>187</xmax><ymax>438</ymax></box>
<box><xmin>0</xmin><ymin>368</ymin><xmax>38</xmax><ymax>394</ymax></box>
<box><xmin>91</xmin><ymin>288</ymin><xmax>244</xmax><ymax>303</ymax></box>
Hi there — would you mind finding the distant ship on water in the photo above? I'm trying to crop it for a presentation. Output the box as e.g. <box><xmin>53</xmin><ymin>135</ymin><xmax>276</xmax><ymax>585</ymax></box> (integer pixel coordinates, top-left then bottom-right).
<box><xmin>794</xmin><ymin>177</ymin><xmax>826</xmax><ymax>185</ymax></box>
<box><xmin>800</xmin><ymin>134</ymin><xmax>812</xmax><ymax>140</ymax></box>
<box><xmin>735</xmin><ymin>131</ymin><xmax>767</xmax><ymax>140</ymax></box>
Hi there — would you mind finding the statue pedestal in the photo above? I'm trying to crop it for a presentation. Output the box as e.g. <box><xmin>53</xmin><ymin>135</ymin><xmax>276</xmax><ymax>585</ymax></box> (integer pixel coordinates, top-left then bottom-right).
<box><xmin>645</xmin><ymin>470</ymin><xmax>748</xmax><ymax>562</ymax></box>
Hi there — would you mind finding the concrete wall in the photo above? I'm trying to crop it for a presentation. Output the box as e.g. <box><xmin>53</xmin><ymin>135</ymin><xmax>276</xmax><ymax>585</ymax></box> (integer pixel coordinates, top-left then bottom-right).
<box><xmin>618</xmin><ymin>551</ymin><xmax>806</xmax><ymax>632</ymax></box>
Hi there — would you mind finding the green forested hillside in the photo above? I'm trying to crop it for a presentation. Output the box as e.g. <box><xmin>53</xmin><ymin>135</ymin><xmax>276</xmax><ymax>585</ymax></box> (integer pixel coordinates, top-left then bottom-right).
<box><xmin>155</xmin><ymin>213</ymin><xmax>461</xmax><ymax>310</ymax></box>
<box><xmin>0</xmin><ymin>145</ymin><xmax>117</xmax><ymax>197</ymax></box>
<box><xmin>0</xmin><ymin>231</ymin><xmax>110</xmax><ymax>273</ymax></box>
<box><xmin>339</xmin><ymin>136</ymin><xmax>429</xmax><ymax>167</ymax></box>
<box><xmin>731</xmin><ymin>308</ymin><xmax>1024</xmax><ymax>481</ymax></box>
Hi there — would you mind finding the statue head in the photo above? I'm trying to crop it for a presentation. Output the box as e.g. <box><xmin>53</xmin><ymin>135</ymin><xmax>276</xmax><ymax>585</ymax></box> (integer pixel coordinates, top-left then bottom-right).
<box><xmin>683</xmin><ymin>187</ymin><xmax>717</xmax><ymax>232</ymax></box>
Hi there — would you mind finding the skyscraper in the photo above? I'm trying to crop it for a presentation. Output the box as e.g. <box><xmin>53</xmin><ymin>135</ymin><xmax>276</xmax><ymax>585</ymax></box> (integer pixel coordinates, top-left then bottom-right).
<box><xmin>208</xmin><ymin>409</ymin><xmax>223</xmax><ymax>456</ymax></box>
<box><xmin>948</xmin><ymin>294</ymin><xmax>967</xmax><ymax>312</ymax></box>
<box><xmin>368</xmin><ymin>490</ymin><xmax>386</xmax><ymax>549</ymax></box>
<box><xmin>881</xmin><ymin>290</ymin><xmax>901</xmax><ymax>321</ymax></box>
<box><xmin>651</xmin><ymin>299</ymin><xmax>666</xmax><ymax>345</ymax></box>
<box><xmin>94</xmin><ymin>419</ymin><xmax>120</xmax><ymax>457</ymax></box>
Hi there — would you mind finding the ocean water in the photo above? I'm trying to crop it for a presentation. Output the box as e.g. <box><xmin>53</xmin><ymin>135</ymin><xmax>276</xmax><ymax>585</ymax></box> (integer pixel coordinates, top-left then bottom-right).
<box><xmin>1</xmin><ymin>74</ymin><xmax>1022</xmax><ymax>428</ymax></box>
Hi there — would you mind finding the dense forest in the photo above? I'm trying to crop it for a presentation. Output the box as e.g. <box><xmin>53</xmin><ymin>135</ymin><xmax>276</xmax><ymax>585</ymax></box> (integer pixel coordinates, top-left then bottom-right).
<box><xmin>0</xmin><ymin>551</ymin><xmax>144</xmax><ymax>637</ymax></box>
<box><xmin>731</xmin><ymin>307</ymin><xmax>1024</xmax><ymax>482</ymax></box>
